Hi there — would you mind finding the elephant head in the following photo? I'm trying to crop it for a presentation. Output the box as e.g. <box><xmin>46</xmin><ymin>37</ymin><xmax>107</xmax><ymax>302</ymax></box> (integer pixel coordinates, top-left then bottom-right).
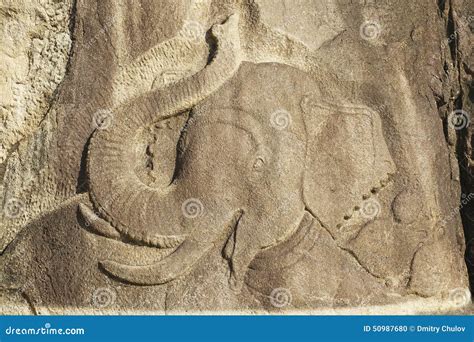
<box><xmin>83</xmin><ymin>59</ymin><xmax>310</xmax><ymax>287</ymax></box>
<box><xmin>81</xmin><ymin>13</ymin><xmax>395</xmax><ymax>288</ymax></box>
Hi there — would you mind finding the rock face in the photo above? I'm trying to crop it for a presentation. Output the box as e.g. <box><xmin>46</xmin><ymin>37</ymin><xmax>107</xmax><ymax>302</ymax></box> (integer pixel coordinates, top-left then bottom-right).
<box><xmin>0</xmin><ymin>0</ymin><xmax>472</xmax><ymax>314</ymax></box>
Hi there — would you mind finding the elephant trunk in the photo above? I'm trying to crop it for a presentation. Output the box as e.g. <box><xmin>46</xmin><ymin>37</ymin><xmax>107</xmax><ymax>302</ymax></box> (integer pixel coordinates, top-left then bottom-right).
<box><xmin>87</xmin><ymin>15</ymin><xmax>242</xmax><ymax>247</ymax></box>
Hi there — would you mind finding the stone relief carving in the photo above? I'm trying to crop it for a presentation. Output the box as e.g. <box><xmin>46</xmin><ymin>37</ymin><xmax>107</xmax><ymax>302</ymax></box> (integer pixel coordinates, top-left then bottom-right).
<box><xmin>0</xmin><ymin>0</ymin><xmax>470</xmax><ymax>314</ymax></box>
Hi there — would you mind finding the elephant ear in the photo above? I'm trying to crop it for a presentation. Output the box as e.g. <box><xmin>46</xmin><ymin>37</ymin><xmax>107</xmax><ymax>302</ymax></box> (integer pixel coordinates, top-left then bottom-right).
<box><xmin>303</xmin><ymin>99</ymin><xmax>395</xmax><ymax>229</ymax></box>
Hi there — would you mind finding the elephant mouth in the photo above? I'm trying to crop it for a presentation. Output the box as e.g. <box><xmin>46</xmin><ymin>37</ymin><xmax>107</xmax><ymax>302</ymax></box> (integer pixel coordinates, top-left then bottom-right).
<box><xmin>78</xmin><ymin>203</ymin><xmax>188</xmax><ymax>249</ymax></box>
<box><xmin>97</xmin><ymin>208</ymin><xmax>244</xmax><ymax>286</ymax></box>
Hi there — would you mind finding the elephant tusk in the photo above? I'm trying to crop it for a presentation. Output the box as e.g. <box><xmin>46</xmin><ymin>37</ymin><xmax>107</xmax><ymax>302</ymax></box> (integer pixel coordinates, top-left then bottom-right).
<box><xmin>79</xmin><ymin>203</ymin><xmax>186</xmax><ymax>248</ymax></box>
<box><xmin>99</xmin><ymin>239</ymin><xmax>213</xmax><ymax>285</ymax></box>
<box><xmin>78</xmin><ymin>203</ymin><xmax>121</xmax><ymax>239</ymax></box>
<box><xmin>100</xmin><ymin>209</ymin><xmax>244</xmax><ymax>285</ymax></box>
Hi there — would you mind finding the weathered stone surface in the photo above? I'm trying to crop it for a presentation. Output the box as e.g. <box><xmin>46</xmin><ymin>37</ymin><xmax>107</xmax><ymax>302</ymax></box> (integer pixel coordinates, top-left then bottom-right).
<box><xmin>0</xmin><ymin>0</ymin><xmax>472</xmax><ymax>314</ymax></box>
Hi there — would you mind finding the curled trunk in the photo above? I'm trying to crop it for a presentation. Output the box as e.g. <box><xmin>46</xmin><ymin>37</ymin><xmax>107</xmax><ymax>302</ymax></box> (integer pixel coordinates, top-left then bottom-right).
<box><xmin>87</xmin><ymin>15</ymin><xmax>242</xmax><ymax>247</ymax></box>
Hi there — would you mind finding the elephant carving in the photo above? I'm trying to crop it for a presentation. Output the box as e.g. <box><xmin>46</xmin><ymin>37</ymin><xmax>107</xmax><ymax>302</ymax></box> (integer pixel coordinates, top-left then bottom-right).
<box><xmin>79</xmin><ymin>13</ymin><xmax>395</xmax><ymax>289</ymax></box>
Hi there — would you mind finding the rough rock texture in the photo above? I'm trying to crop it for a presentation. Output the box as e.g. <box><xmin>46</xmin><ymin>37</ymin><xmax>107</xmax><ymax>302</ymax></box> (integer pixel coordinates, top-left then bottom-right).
<box><xmin>0</xmin><ymin>0</ymin><xmax>472</xmax><ymax>314</ymax></box>
<box><xmin>0</xmin><ymin>0</ymin><xmax>73</xmax><ymax>250</ymax></box>
<box><xmin>455</xmin><ymin>0</ymin><xmax>474</xmax><ymax>289</ymax></box>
